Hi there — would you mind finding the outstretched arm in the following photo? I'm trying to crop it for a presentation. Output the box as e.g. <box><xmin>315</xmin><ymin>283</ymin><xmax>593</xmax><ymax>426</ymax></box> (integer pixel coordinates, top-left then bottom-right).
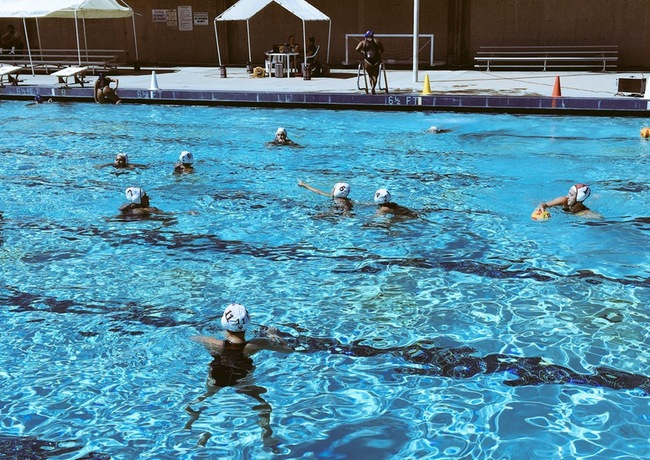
<box><xmin>298</xmin><ymin>180</ymin><xmax>330</xmax><ymax>197</ymax></box>
<box><xmin>247</xmin><ymin>328</ymin><xmax>294</xmax><ymax>355</ymax></box>
<box><xmin>537</xmin><ymin>195</ymin><xmax>568</xmax><ymax>210</ymax></box>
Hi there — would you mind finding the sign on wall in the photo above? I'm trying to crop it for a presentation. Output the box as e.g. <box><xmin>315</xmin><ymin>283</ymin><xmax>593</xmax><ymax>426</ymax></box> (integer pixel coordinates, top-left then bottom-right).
<box><xmin>152</xmin><ymin>9</ymin><xmax>168</xmax><ymax>23</ymax></box>
<box><xmin>152</xmin><ymin>9</ymin><xmax>177</xmax><ymax>27</ymax></box>
<box><xmin>178</xmin><ymin>6</ymin><xmax>193</xmax><ymax>31</ymax></box>
<box><xmin>194</xmin><ymin>12</ymin><xmax>209</xmax><ymax>26</ymax></box>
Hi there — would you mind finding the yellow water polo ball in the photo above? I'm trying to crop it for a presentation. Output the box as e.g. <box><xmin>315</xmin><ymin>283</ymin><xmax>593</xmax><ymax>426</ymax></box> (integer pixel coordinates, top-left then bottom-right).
<box><xmin>531</xmin><ymin>208</ymin><xmax>551</xmax><ymax>221</ymax></box>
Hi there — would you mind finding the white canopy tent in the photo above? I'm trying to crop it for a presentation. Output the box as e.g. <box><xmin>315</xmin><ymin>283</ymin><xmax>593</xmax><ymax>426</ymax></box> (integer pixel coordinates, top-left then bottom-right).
<box><xmin>0</xmin><ymin>0</ymin><xmax>138</xmax><ymax>74</ymax></box>
<box><xmin>214</xmin><ymin>0</ymin><xmax>330</xmax><ymax>68</ymax></box>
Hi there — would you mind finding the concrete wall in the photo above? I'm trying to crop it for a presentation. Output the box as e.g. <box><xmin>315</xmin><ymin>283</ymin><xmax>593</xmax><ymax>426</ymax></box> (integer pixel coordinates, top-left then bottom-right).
<box><xmin>1</xmin><ymin>0</ymin><xmax>648</xmax><ymax>69</ymax></box>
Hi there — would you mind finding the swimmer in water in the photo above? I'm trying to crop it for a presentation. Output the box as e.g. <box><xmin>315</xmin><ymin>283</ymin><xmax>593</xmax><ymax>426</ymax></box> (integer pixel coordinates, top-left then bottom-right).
<box><xmin>298</xmin><ymin>180</ymin><xmax>354</xmax><ymax>216</ymax></box>
<box><xmin>534</xmin><ymin>183</ymin><xmax>601</xmax><ymax>218</ymax></box>
<box><xmin>374</xmin><ymin>188</ymin><xmax>418</xmax><ymax>218</ymax></box>
<box><xmin>28</xmin><ymin>94</ymin><xmax>52</xmax><ymax>105</ymax></box>
<box><xmin>267</xmin><ymin>127</ymin><xmax>299</xmax><ymax>147</ymax></box>
<box><xmin>427</xmin><ymin>126</ymin><xmax>452</xmax><ymax>134</ymax></box>
<box><xmin>174</xmin><ymin>150</ymin><xmax>195</xmax><ymax>174</ymax></box>
<box><xmin>119</xmin><ymin>187</ymin><xmax>164</xmax><ymax>217</ymax></box>
<box><xmin>186</xmin><ymin>303</ymin><xmax>293</xmax><ymax>449</ymax></box>
<box><xmin>100</xmin><ymin>152</ymin><xmax>147</xmax><ymax>170</ymax></box>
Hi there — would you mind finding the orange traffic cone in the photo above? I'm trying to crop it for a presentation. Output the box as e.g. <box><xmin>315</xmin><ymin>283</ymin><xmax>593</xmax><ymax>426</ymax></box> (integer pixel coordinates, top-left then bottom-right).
<box><xmin>552</xmin><ymin>76</ymin><xmax>562</xmax><ymax>97</ymax></box>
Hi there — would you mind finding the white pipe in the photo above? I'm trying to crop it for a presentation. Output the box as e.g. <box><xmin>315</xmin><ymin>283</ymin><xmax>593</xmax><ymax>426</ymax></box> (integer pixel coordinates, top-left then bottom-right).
<box><xmin>120</xmin><ymin>1</ymin><xmax>139</xmax><ymax>63</ymax></box>
<box><xmin>22</xmin><ymin>18</ymin><xmax>34</xmax><ymax>76</ymax></box>
<box><xmin>214</xmin><ymin>18</ymin><xmax>222</xmax><ymax>67</ymax></box>
<box><xmin>327</xmin><ymin>19</ymin><xmax>331</xmax><ymax>64</ymax></box>
<box><xmin>74</xmin><ymin>11</ymin><xmax>81</xmax><ymax>66</ymax></box>
<box><xmin>35</xmin><ymin>18</ymin><xmax>43</xmax><ymax>62</ymax></box>
<box><xmin>82</xmin><ymin>16</ymin><xmax>89</xmax><ymax>63</ymax></box>
<box><xmin>246</xmin><ymin>19</ymin><xmax>252</xmax><ymax>63</ymax></box>
<box><xmin>413</xmin><ymin>0</ymin><xmax>420</xmax><ymax>82</ymax></box>
<box><xmin>302</xmin><ymin>20</ymin><xmax>307</xmax><ymax>66</ymax></box>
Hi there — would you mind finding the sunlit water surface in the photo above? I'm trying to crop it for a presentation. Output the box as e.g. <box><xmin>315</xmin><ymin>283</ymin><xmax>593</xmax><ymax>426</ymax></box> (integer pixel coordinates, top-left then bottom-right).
<box><xmin>1</xmin><ymin>101</ymin><xmax>650</xmax><ymax>459</ymax></box>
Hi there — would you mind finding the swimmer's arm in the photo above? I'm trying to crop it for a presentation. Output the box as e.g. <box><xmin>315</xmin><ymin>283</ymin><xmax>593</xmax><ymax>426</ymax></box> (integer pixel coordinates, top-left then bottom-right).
<box><xmin>113</xmin><ymin>78</ymin><xmax>119</xmax><ymax>90</ymax></box>
<box><xmin>539</xmin><ymin>196</ymin><xmax>567</xmax><ymax>210</ymax></box>
<box><xmin>298</xmin><ymin>180</ymin><xmax>330</xmax><ymax>197</ymax></box>
<box><xmin>247</xmin><ymin>332</ymin><xmax>294</xmax><ymax>355</ymax></box>
<box><xmin>190</xmin><ymin>335</ymin><xmax>225</xmax><ymax>355</ymax></box>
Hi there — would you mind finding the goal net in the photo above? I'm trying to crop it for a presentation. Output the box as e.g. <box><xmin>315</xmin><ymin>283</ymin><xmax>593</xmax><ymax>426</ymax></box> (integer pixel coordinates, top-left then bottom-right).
<box><xmin>344</xmin><ymin>34</ymin><xmax>434</xmax><ymax>66</ymax></box>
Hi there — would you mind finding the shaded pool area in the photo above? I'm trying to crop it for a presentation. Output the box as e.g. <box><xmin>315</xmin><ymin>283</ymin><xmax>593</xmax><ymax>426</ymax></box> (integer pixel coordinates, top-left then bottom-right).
<box><xmin>2</xmin><ymin>101</ymin><xmax>650</xmax><ymax>459</ymax></box>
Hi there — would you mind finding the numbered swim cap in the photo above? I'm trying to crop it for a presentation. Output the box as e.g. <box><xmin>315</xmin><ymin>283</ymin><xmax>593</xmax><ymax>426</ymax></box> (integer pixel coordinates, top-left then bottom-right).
<box><xmin>115</xmin><ymin>153</ymin><xmax>129</xmax><ymax>164</ymax></box>
<box><xmin>332</xmin><ymin>182</ymin><xmax>351</xmax><ymax>198</ymax></box>
<box><xmin>365</xmin><ymin>30</ymin><xmax>374</xmax><ymax>38</ymax></box>
<box><xmin>125</xmin><ymin>187</ymin><xmax>145</xmax><ymax>204</ymax></box>
<box><xmin>179</xmin><ymin>150</ymin><xmax>193</xmax><ymax>165</ymax></box>
<box><xmin>569</xmin><ymin>184</ymin><xmax>591</xmax><ymax>203</ymax></box>
<box><xmin>221</xmin><ymin>303</ymin><xmax>250</xmax><ymax>332</ymax></box>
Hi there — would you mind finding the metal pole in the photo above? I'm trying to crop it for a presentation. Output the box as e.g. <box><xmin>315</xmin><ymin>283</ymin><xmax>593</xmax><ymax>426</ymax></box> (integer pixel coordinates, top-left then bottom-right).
<box><xmin>246</xmin><ymin>19</ymin><xmax>252</xmax><ymax>63</ymax></box>
<box><xmin>120</xmin><ymin>1</ymin><xmax>139</xmax><ymax>63</ymax></box>
<box><xmin>82</xmin><ymin>17</ymin><xmax>89</xmax><ymax>64</ymax></box>
<box><xmin>22</xmin><ymin>18</ymin><xmax>34</xmax><ymax>76</ymax></box>
<box><xmin>74</xmin><ymin>11</ymin><xmax>82</xmax><ymax>66</ymax></box>
<box><xmin>214</xmin><ymin>19</ymin><xmax>222</xmax><ymax>67</ymax></box>
<box><xmin>413</xmin><ymin>0</ymin><xmax>420</xmax><ymax>82</ymax></box>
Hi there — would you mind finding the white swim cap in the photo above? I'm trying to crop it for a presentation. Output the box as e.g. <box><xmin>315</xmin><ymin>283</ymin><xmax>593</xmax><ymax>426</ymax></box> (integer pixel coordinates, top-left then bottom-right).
<box><xmin>221</xmin><ymin>303</ymin><xmax>250</xmax><ymax>332</ymax></box>
<box><xmin>115</xmin><ymin>153</ymin><xmax>128</xmax><ymax>163</ymax></box>
<box><xmin>374</xmin><ymin>188</ymin><xmax>391</xmax><ymax>204</ymax></box>
<box><xmin>276</xmin><ymin>127</ymin><xmax>287</xmax><ymax>136</ymax></box>
<box><xmin>125</xmin><ymin>187</ymin><xmax>145</xmax><ymax>204</ymax></box>
<box><xmin>569</xmin><ymin>183</ymin><xmax>591</xmax><ymax>203</ymax></box>
<box><xmin>332</xmin><ymin>182</ymin><xmax>350</xmax><ymax>198</ymax></box>
<box><xmin>179</xmin><ymin>150</ymin><xmax>193</xmax><ymax>165</ymax></box>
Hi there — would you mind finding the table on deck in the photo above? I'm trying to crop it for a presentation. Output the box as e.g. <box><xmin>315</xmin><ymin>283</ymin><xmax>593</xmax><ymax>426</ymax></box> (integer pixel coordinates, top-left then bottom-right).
<box><xmin>266</xmin><ymin>52</ymin><xmax>299</xmax><ymax>78</ymax></box>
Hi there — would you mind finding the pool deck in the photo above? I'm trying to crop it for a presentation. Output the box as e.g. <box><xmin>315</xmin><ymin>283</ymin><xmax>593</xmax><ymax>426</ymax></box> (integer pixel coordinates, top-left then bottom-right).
<box><xmin>2</xmin><ymin>64</ymin><xmax>650</xmax><ymax>115</ymax></box>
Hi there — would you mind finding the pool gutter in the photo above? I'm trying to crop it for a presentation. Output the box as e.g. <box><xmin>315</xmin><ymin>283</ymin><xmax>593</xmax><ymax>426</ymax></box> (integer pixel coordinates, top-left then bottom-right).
<box><xmin>2</xmin><ymin>85</ymin><xmax>650</xmax><ymax>116</ymax></box>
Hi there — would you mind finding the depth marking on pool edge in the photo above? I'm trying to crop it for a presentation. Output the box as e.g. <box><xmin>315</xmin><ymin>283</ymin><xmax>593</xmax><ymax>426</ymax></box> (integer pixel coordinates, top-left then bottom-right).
<box><xmin>386</xmin><ymin>95</ymin><xmax>422</xmax><ymax>106</ymax></box>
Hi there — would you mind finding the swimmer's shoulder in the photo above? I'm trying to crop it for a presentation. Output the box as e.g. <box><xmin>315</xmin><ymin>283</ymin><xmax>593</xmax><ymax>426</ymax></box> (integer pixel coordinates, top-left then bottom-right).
<box><xmin>190</xmin><ymin>335</ymin><xmax>226</xmax><ymax>355</ymax></box>
<box><xmin>119</xmin><ymin>205</ymin><xmax>163</xmax><ymax>216</ymax></box>
<box><xmin>575</xmin><ymin>208</ymin><xmax>602</xmax><ymax>219</ymax></box>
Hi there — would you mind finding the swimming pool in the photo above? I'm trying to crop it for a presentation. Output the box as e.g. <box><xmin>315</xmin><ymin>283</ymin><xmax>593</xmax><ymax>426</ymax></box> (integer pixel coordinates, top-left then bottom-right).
<box><xmin>1</xmin><ymin>100</ymin><xmax>650</xmax><ymax>459</ymax></box>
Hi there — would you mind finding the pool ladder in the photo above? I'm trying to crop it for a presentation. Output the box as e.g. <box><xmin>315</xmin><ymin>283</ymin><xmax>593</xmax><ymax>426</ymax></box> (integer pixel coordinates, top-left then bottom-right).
<box><xmin>357</xmin><ymin>62</ymin><xmax>389</xmax><ymax>94</ymax></box>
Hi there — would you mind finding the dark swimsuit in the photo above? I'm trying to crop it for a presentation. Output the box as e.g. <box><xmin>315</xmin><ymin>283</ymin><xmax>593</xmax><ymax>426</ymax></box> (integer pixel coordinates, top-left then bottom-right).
<box><xmin>97</xmin><ymin>76</ymin><xmax>110</xmax><ymax>90</ymax></box>
<box><xmin>363</xmin><ymin>40</ymin><xmax>381</xmax><ymax>66</ymax></box>
<box><xmin>208</xmin><ymin>340</ymin><xmax>254</xmax><ymax>387</ymax></box>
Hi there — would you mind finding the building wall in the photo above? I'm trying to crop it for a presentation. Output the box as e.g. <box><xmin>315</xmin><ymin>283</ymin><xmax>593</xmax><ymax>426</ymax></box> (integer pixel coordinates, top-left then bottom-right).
<box><xmin>2</xmin><ymin>0</ymin><xmax>648</xmax><ymax>69</ymax></box>
<box><xmin>465</xmin><ymin>0</ymin><xmax>650</xmax><ymax>68</ymax></box>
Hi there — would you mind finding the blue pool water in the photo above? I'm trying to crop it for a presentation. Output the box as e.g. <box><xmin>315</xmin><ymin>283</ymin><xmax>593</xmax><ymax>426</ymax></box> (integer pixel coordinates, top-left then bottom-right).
<box><xmin>2</xmin><ymin>100</ymin><xmax>650</xmax><ymax>459</ymax></box>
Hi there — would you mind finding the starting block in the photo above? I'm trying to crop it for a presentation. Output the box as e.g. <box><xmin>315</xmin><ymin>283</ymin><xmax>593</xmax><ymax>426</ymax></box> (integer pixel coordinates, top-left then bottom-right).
<box><xmin>52</xmin><ymin>66</ymin><xmax>89</xmax><ymax>88</ymax></box>
<box><xmin>0</xmin><ymin>65</ymin><xmax>22</xmax><ymax>87</ymax></box>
